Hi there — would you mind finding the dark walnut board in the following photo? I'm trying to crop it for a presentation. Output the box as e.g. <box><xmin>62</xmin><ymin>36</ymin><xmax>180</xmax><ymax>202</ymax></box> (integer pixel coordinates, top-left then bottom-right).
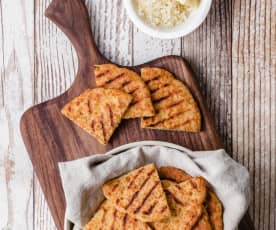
<box><xmin>20</xmin><ymin>0</ymin><xmax>253</xmax><ymax>229</ymax></box>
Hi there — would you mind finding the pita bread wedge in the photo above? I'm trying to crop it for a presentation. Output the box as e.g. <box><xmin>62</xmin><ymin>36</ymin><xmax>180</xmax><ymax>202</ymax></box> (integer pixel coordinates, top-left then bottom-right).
<box><xmin>61</xmin><ymin>88</ymin><xmax>132</xmax><ymax>145</ymax></box>
<box><xmin>94</xmin><ymin>64</ymin><xmax>155</xmax><ymax>119</ymax></box>
<box><xmin>141</xmin><ymin>67</ymin><xmax>201</xmax><ymax>132</ymax></box>
<box><xmin>161</xmin><ymin>179</ymin><xmax>176</xmax><ymax>190</ymax></box>
<box><xmin>193</xmin><ymin>208</ymin><xmax>212</xmax><ymax>230</ymax></box>
<box><xmin>159</xmin><ymin>166</ymin><xmax>192</xmax><ymax>182</ymax></box>
<box><xmin>206</xmin><ymin>191</ymin><xmax>223</xmax><ymax>230</ymax></box>
<box><xmin>159</xmin><ymin>166</ymin><xmax>223</xmax><ymax>229</ymax></box>
<box><xmin>102</xmin><ymin>164</ymin><xmax>171</xmax><ymax>222</ymax></box>
<box><xmin>84</xmin><ymin>200</ymin><xmax>151</xmax><ymax>230</ymax></box>
<box><xmin>152</xmin><ymin>177</ymin><xmax>207</xmax><ymax>230</ymax></box>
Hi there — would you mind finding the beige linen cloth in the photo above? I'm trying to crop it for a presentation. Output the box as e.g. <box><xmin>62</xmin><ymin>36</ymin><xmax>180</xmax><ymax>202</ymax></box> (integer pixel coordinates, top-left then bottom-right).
<box><xmin>59</xmin><ymin>141</ymin><xmax>250</xmax><ymax>230</ymax></box>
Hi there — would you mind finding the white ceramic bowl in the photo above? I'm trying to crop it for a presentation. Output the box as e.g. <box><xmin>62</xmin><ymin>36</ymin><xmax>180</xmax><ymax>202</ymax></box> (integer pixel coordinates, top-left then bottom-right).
<box><xmin>123</xmin><ymin>0</ymin><xmax>212</xmax><ymax>39</ymax></box>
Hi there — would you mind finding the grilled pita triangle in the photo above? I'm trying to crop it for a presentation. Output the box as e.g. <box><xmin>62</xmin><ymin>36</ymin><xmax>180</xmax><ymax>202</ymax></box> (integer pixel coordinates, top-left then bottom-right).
<box><xmin>159</xmin><ymin>166</ymin><xmax>223</xmax><ymax>230</ymax></box>
<box><xmin>94</xmin><ymin>64</ymin><xmax>155</xmax><ymax>119</ymax></box>
<box><xmin>193</xmin><ymin>208</ymin><xmax>212</xmax><ymax>230</ymax></box>
<box><xmin>206</xmin><ymin>191</ymin><xmax>223</xmax><ymax>230</ymax></box>
<box><xmin>141</xmin><ymin>67</ymin><xmax>201</xmax><ymax>132</ymax></box>
<box><xmin>102</xmin><ymin>164</ymin><xmax>171</xmax><ymax>222</ymax></box>
<box><xmin>61</xmin><ymin>88</ymin><xmax>132</xmax><ymax>145</ymax></box>
<box><xmin>152</xmin><ymin>177</ymin><xmax>207</xmax><ymax>230</ymax></box>
<box><xmin>84</xmin><ymin>200</ymin><xmax>151</xmax><ymax>230</ymax></box>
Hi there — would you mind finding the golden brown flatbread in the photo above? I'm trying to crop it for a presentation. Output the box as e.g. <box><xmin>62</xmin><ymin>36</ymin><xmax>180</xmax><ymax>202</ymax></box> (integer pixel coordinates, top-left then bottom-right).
<box><xmin>193</xmin><ymin>208</ymin><xmax>212</xmax><ymax>230</ymax></box>
<box><xmin>206</xmin><ymin>191</ymin><xmax>223</xmax><ymax>230</ymax></box>
<box><xmin>102</xmin><ymin>164</ymin><xmax>171</xmax><ymax>222</ymax></box>
<box><xmin>61</xmin><ymin>88</ymin><xmax>132</xmax><ymax>145</ymax></box>
<box><xmin>84</xmin><ymin>200</ymin><xmax>151</xmax><ymax>230</ymax></box>
<box><xmin>141</xmin><ymin>67</ymin><xmax>201</xmax><ymax>132</ymax></box>
<box><xmin>152</xmin><ymin>177</ymin><xmax>207</xmax><ymax>230</ymax></box>
<box><xmin>159</xmin><ymin>166</ymin><xmax>223</xmax><ymax>229</ymax></box>
<box><xmin>159</xmin><ymin>166</ymin><xmax>192</xmax><ymax>182</ymax></box>
<box><xmin>94</xmin><ymin>64</ymin><xmax>155</xmax><ymax>119</ymax></box>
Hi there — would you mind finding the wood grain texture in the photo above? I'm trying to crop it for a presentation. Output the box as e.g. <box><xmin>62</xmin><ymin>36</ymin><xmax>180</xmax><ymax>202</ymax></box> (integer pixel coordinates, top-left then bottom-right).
<box><xmin>232</xmin><ymin>0</ymin><xmax>276</xmax><ymax>230</ymax></box>
<box><xmin>0</xmin><ymin>0</ymin><xmax>34</xmax><ymax>229</ymax></box>
<box><xmin>0</xmin><ymin>0</ymin><xmax>275</xmax><ymax>229</ymax></box>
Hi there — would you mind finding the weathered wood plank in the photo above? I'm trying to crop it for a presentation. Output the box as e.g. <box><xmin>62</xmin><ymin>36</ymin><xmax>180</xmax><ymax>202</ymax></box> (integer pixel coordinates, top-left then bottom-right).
<box><xmin>88</xmin><ymin>0</ymin><xmax>133</xmax><ymax>66</ymax></box>
<box><xmin>133</xmin><ymin>28</ymin><xmax>181</xmax><ymax>65</ymax></box>
<box><xmin>0</xmin><ymin>0</ymin><xmax>34</xmax><ymax>229</ymax></box>
<box><xmin>34</xmin><ymin>0</ymin><xmax>77</xmax><ymax>228</ymax></box>
<box><xmin>181</xmin><ymin>0</ymin><xmax>232</xmax><ymax>153</ymax></box>
<box><xmin>232</xmin><ymin>0</ymin><xmax>276</xmax><ymax>229</ymax></box>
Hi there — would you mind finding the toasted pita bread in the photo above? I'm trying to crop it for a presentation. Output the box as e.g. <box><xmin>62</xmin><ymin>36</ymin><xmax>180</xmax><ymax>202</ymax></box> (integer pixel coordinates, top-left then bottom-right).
<box><xmin>193</xmin><ymin>208</ymin><xmax>212</xmax><ymax>230</ymax></box>
<box><xmin>152</xmin><ymin>177</ymin><xmax>207</xmax><ymax>230</ymax></box>
<box><xmin>102</xmin><ymin>164</ymin><xmax>171</xmax><ymax>222</ymax></box>
<box><xmin>161</xmin><ymin>179</ymin><xmax>176</xmax><ymax>190</ymax></box>
<box><xmin>206</xmin><ymin>191</ymin><xmax>223</xmax><ymax>230</ymax></box>
<box><xmin>159</xmin><ymin>166</ymin><xmax>192</xmax><ymax>182</ymax></box>
<box><xmin>94</xmin><ymin>64</ymin><xmax>155</xmax><ymax>119</ymax></box>
<box><xmin>141</xmin><ymin>67</ymin><xmax>201</xmax><ymax>132</ymax></box>
<box><xmin>84</xmin><ymin>200</ymin><xmax>151</xmax><ymax>230</ymax></box>
<box><xmin>61</xmin><ymin>88</ymin><xmax>132</xmax><ymax>145</ymax></box>
<box><xmin>159</xmin><ymin>166</ymin><xmax>223</xmax><ymax>229</ymax></box>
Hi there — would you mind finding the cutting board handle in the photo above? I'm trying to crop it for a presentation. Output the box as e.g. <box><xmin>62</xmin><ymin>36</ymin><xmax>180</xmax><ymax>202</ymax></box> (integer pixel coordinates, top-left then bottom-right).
<box><xmin>45</xmin><ymin>0</ymin><xmax>103</xmax><ymax>65</ymax></box>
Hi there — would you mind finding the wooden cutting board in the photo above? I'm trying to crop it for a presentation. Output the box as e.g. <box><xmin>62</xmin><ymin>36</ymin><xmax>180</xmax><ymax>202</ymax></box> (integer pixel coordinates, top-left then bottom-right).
<box><xmin>20</xmin><ymin>0</ymin><xmax>253</xmax><ymax>229</ymax></box>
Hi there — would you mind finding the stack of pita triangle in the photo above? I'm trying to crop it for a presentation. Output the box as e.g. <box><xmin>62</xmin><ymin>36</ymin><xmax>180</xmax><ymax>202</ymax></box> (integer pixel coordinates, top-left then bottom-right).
<box><xmin>84</xmin><ymin>164</ymin><xmax>223</xmax><ymax>230</ymax></box>
<box><xmin>61</xmin><ymin>64</ymin><xmax>201</xmax><ymax>145</ymax></box>
<box><xmin>158</xmin><ymin>166</ymin><xmax>223</xmax><ymax>230</ymax></box>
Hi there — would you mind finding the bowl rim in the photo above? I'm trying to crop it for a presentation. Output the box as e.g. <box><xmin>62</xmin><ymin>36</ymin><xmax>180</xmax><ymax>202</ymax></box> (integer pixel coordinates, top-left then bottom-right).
<box><xmin>64</xmin><ymin>140</ymin><xmax>194</xmax><ymax>229</ymax></box>
<box><xmin>123</xmin><ymin>0</ymin><xmax>213</xmax><ymax>39</ymax></box>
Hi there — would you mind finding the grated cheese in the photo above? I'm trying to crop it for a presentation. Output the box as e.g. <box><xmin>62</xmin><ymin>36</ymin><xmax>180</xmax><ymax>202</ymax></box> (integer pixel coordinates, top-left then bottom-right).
<box><xmin>134</xmin><ymin>0</ymin><xmax>200</xmax><ymax>27</ymax></box>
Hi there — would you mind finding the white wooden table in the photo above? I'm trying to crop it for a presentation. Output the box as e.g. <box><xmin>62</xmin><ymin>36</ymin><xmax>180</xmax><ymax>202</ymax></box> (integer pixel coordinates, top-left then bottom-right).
<box><xmin>0</xmin><ymin>0</ymin><xmax>275</xmax><ymax>229</ymax></box>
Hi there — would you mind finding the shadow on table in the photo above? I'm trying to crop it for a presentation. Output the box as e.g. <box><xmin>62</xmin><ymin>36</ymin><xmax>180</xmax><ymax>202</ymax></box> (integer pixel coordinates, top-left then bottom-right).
<box><xmin>239</xmin><ymin>211</ymin><xmax>255</xmax><ymax>230</ymax></box>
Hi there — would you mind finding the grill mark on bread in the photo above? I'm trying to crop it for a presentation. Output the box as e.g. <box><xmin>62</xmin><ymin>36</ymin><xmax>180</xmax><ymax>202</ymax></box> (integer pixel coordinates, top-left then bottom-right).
<box><xmin>160</xmin><ymin>205</ymin><xmax>168</xmax><ymax>213</ymax></box>
<box><xmin>122</xmin><ymin>80</ymin><xmax>131</xmax><ymax>87</ymax></box>
<box><xmin>175</xmin><ymin>184</ymin><xmax>183</xmax><ymax>191</ymax></box>
<box><xmin>170</xmin><ymin>119</ymin><xmax>194</xmax><ymax>129</ymax></box>
<box><xmin>145</xmin><ymin>75</ymin><xmax>160</xmax><ymax>83</ymax></box>
<box><xmin>128</xmin><ymin>86</ymin><xmax>140</xmax><ymax>95</ymax></box>
<box><xmin>166</xmin><ymin>99</ymin><xmax>185</xmax><ymax>109</ymax></box>
<box><xmin>153</xmin><ymin>90</ymin><xmax>183</xmax><ymax>104</ymax></box>
<box><xmin>125</xmin><ymin>191</ymin><xmax>139</xmax><ymax>210</ymax></box>
<box><xmin>101</xmin><ymin>207</ymin><xmax>107</xmax><ymax>226</ymax></box>
<box><xmin>147</xmin><ymin>110</ymin><xmax>190</xmax><ymax>127</ymax></box>
<box><xmin>142</xmin><ymin>200</ymin><xmax>158</xmax><ymax>215</ymax></box>
<box><xmin>122</xmin><ymin>214</ymin><xmax>128</xmax><ymax>229</ymax></box>
<box><xmin>108</xmin><ymin>104</ymin><xmax>114</xmax><ymax>127</ymax></box>
<box><xmin>87</xmin><ymin>101</ymin><xmax>92</xmax><ymax>113</ymax></box>
<box><xmin>104</xmin><ymin>73</ymin><xmax>125</xmax><ymax>85</ymax></box>
<box><xmin>189</xmin><ymin>179</ymin><xmax>197</xmax><ymax>189</ymax></box>
<box><xmin>130</xmin><ymin>97</ymin><xmax>150</xmax><ymax>106</ymax></box>
<box><xmin>100</xmin><ymin>117</ymin><xmax>106</xmax><ymax>144</ymax></box>
<box><xmin>134</xmin><ymin>181</ymin><xmax>159</xmax><ymax>214</ymax></box>
<box><xmin>110</xmin><ymin>209</ymin><xmax>117</xmax><ymax>230</ymax></box>
<box><xmin>127</xmin><ymin>168</ymin><xmax>145</xmax><ymax>189</ymax></box>
<box><xmin>125</xmin><ymin>169</ymin><xmax>155</xmax><ymax>209</ymax></box>
<box><xmin>111</xmin><ymin>183</ymin><xmax>119</xmax><ymax>192</ymax></box>
<box><xmin>151</xmin><ymin>83</ymin><xmax>170</xmax><ymax>93</ymax></box>
<box><xmin>167</xmin><ymin>190</ymin><xmax>185</xmax><ymax>206</ymax></box>
<box><xmin>91</xmin><ymin>120</ymin><xmax>95</xmax><ymax>131</ymax></box>
<box><xmin>153</xmin><ymin>94</ymin><xmax>171</xmax><ymax>104</ymax></box>
<box><xmin>96</xmin><ymin>70</ymin><xmax>110</xmax><ymax>78</ymax></box>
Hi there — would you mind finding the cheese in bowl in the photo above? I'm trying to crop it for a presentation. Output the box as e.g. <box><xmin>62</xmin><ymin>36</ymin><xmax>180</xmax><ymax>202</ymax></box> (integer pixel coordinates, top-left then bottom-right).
<box><xmin>134</xmin><ymin>0</ymin><xmax>200</xmax><ymax>27</ymax></box>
